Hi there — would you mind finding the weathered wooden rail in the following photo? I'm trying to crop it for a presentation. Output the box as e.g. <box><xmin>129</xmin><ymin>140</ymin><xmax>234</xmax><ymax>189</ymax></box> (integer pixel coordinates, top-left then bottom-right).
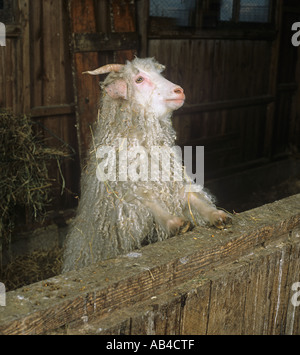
<box><xmin>0</xmin><ymin>194</ymin><xmax>299</xmax><ymax>335</ymax></box>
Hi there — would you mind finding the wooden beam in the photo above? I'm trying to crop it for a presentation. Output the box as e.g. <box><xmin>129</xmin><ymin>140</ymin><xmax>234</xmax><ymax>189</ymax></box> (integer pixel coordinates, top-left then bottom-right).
<box><xmin>277</xmin><ymin>82</ymin><xmax>298</xmax><ymax>92</ymax></box>
<box><xmin>73</xmin><ymin>32</ymin><xmax>139</xmax><ymax>53</ymax></box>
<box><xmin>5</xmin><ymin>25</ymin><xmax>21</xmax><ymax>37</ymax></box>
<box><xmin>0</xmin><ymin>194</ymin><xmax>299</xmax><ymax>335</ymax></box>
<box><xmin>30</xmin><ymin>104</ymin><xmax>75</xmax><ymax>118</ymax></box>
<box><xmin>176</xmin><ymin>95</ymin><xmax>275</xmax><ymax>115</ymax></box>
<box><xmin>148</xmin><ymin>28</ymin><xmax>277</xmax><ymax>41</ymax></box>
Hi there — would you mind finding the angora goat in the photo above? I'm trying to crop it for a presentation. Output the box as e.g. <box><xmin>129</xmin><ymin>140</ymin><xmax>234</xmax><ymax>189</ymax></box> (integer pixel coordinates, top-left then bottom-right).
<box><xmin>62</xmin><ymin>57</ymin><xmax>231</xmax><ymax>272</ymax></box>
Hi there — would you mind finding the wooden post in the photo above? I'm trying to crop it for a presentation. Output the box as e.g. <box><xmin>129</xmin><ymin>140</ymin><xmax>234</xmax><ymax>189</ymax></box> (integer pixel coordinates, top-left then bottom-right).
<box><xmin>67</xmin><ymin>0</ymin><xmax>100</xmax><ymax>166</ymax></box>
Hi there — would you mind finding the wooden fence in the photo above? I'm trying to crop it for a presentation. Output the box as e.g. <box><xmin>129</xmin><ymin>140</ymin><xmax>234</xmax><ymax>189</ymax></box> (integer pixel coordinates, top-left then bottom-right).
<box><xmin>0</xmin><ymin>194</ymin><xmax>299</xmax><ymax>335</ymax></box>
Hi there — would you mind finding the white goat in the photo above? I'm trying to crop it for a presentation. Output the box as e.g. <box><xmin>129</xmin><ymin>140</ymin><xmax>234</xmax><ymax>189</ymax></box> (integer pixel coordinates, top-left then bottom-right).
<box><xmin>62</xmin><ymin>57</ymin><xmax>231</xmax><ymax>272</ymax></box>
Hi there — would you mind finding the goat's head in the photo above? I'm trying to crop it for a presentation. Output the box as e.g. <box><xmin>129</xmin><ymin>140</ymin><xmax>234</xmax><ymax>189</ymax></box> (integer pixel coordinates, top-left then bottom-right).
<box><xmin>83</xmin><ymin>57</ymin><xmax>185</xmax><ymax>117</ymax></box>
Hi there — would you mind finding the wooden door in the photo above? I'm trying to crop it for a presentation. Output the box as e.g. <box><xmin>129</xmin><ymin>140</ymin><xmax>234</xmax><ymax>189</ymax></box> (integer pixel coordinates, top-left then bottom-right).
<box><xmin>68</xmin><ymin>0</ymin><xmax>139</xmax><ymax>166</ymax></box>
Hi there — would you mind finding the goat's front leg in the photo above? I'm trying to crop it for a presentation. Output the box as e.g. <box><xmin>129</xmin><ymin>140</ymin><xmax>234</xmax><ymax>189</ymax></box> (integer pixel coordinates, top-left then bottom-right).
<box><xmin>135</xmin><ymin>189</ymin><xmax>188</xmax><ymax>235</ymax></box>
<box><xmin>184</xmin><ymin>190</ymin><xmax>232</xmax><ymax>229</ymax></box>
<box><xmin>144</xmin><ymin>200</ymin><xmax>187</xmax><ymax>235</ymax></box>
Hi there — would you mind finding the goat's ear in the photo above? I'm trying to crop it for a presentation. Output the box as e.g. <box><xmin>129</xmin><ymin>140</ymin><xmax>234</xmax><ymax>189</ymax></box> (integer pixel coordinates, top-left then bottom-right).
<box><xmin>105</xmin><ymin>79</ymin><xmax>127</xmax><ymax>100</ymax></box>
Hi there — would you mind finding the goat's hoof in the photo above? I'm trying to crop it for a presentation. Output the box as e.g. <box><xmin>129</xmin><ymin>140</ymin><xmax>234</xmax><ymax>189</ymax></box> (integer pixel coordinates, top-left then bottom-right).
<box><xmin>211</xmin><ymin>210</ymin><xmax>232</xmax><ymax>230</ymax></box>
<box><xmin>167</xmin><ymin>216</ymin><xmax>187</xmax><ymax>235</ymax></box>
<box><xmin>180</xmin><ymin>220</ymin><xmax>191</xmax><ymax>234</ymax></box>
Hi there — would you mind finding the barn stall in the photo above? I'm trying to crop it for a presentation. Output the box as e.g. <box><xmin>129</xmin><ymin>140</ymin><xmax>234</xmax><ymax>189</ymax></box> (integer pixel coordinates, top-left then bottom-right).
<box><xmin>0</xmin><ymin>0</ymin><xmax>300</xmax><ymax>335</ymax></box>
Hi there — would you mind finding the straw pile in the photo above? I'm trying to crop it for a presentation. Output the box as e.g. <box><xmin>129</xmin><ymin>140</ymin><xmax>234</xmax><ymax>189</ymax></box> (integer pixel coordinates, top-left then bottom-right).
<box><xmin>1</xmin><ymin>247</ymin><xmax>63</xmax><ymax>291</ymax></box>
<box><xmin>0</xmin><ymin>110</ymin><xmax>67</xmax><ymax>246</ymax></box>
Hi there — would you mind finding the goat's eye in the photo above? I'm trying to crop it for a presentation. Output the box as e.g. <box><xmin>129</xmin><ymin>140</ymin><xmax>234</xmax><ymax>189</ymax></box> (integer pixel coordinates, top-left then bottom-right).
<box><xmin>135</xmin><ymin>76</ymin><xmax>144</xmax><ymax>84</ymax></box>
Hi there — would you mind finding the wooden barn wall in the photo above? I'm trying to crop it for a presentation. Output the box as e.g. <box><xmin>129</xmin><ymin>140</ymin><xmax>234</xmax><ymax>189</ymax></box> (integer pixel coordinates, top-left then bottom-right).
<box><xmin>0</xmin><ymin>0</ymin><xmax>80</xmax><ymax>213</ymax></box>
<box><xmin>0</xmin><ymin>0</ymin><xmax>23</xmax><ymax>114</ymax></box>
<box><xmin>29</xmin><ymin>0</ymin><xmax>80</xmax><ymax>210</ymax></box>
<box><xmin>146</xmin><ymin>1</ymin><xmax>300</xmax><ymax>180</ymax></box>
<box><xmin>148</xmin><ymin>39</ymin><xmax>273</xmax><ymax>178</ymax></box>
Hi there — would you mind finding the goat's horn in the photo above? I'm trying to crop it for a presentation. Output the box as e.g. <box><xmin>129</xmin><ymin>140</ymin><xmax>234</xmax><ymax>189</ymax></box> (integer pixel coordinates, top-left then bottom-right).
<box><xmin>82</xmin><ymin>64</ymin><xmax>124</xmax><ymax>75</ymax></box>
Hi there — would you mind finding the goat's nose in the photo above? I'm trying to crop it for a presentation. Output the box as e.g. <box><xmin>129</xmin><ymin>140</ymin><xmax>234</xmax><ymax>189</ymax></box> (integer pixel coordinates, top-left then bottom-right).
<box><xmin>173</xmin><ymin>86</ymin><xmax>185</xmax><ymax>101</ymax></box>
<box><xmin>174</xmin><ymin>86</ymin><xmax>184</xmax><ymax>95</ymax></box>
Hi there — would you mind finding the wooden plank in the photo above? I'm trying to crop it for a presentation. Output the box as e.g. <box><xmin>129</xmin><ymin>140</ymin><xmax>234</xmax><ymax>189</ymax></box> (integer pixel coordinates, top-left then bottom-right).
<box><xmin>136</xmin><ymin>0</ymin><xmax>149</xmax><ymax>57</ymax></box>
<box><xmin>0</xmin><ymin>194</ymin><xmax>299</xmax><ymax>335</ymax></box>
<box><xmin>29</xmin><ymin>0</ymin><xmax>43</xmax><ymax>108</ymax></box>
<box><xmin>73</xmin><ymin>32</ymin><xmax>139</xmax><ymax>52</ymax></box>
<box><xmin>277</xmin><ymin>83</ymin><xmax>298</xmax><ymax>92</ymax></box>
<box><xmin>264</xmin><ymin>0</ymin><xmax>283</xmax><ymax>158</ymax></box>
<box><xmin>29</xmin><ymin>0</ymin><xmax>73</xmax><ymax>107</ymax></box>
<box><xmin>68</xmin><ymin>0</ymin><xmax>99</xmax><ymax>164</ymax></box>
<box><xmin>111</xmin><ymin>0</ymin><xmax>136</xmax><ymax>33</ymax></box>
<box><xmin>72</xmin><ymin>52</ymin><xmax>99</xmax><ymax>161</ymax></box>
<box><xmin>3</xmin><ymin>37</ymin><xmax>20</xmax><ymax>112</ymax></box>
<box><xmin>177</xmin><ymin>95</ymin><xmax>275</xmax><ymax>115</ymax></box>
<box><xmin>30</xmin><ymin>104</ymin><xmax>75</xmax><ymax>118</ymax></box>
<box><xmin>41</xmin><ymin>0</ymin><xmax>57</xmax><ymax>105</ymax></box>
<box><xmin>111</xmin><ymin>0</ymin><xmax>137</xmax><ymax>63</ymax></box>
<box><xmin>62</xmin><ymin>230</ymin><xmax>300</xmax><ymax>335</ymax></box>
<box><xmin>35</xmin><ymin>114</ymin><xmax>80</xmax><ymax>210</ymax></box>
<box><xmin>42</xmin><ymin>0</ymin><xmax>69</xmax><ymax>106</ymax></box>
<box><xmin>177</xmin><ymin>132</ymin><xmax>238</xmax><ymax>148</ymax></box>
<box><xmin>20</xmin><ymin>14</ymin><xmax>29</xmax><ymax>113</ymax></box>
<box><xmin>5</xmin><ymin>25</ymin><xmax>21</xmax><ymax>38</ymax></box>
<box><xmin>148</xmin><ymin>28</ymin><xmax>277</xmax><ymax>41</ymax></box>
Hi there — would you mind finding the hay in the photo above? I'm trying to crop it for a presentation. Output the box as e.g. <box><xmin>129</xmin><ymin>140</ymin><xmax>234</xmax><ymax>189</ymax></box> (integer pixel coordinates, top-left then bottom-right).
<box><xmin>0</xmin><ymin>247</ymin><xmax>63</xmax><ymax>291</ymax></box>
<box><xmin>0</xmin><ymin>110</ymin><xmax>67</xmax><ymax>246</ymax></box>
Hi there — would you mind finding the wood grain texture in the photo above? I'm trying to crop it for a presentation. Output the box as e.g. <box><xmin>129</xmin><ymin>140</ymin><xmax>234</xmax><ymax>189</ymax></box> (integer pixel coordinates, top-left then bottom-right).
<box><xmin>0</xmin><ymin>194</ymin><xmax>299</xmax><ymax>335</ymax></box>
